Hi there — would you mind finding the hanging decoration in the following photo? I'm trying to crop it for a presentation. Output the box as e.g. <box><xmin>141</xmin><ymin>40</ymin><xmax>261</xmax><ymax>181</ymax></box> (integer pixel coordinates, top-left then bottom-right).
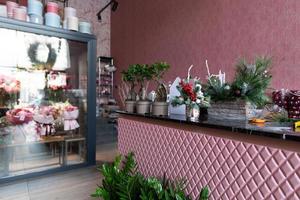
<box><xmin>27</xmin><ymin>42</ymin><xmax>58</xmax><ymax>71</ymax></box>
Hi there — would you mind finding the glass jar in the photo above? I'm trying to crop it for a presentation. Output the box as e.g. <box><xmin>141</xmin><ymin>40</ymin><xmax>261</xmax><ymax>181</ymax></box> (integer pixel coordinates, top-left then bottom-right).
<box><xmin>186</xmin><ymin>104</ymin><xmax>200</xmax><ymax>121</ymax></box>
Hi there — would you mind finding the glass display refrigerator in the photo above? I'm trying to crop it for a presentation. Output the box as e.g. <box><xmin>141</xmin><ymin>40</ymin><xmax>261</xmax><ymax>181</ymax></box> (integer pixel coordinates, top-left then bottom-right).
<box><xmin>0</xmin><ymin>17</ymin><xmax>96</xmax><ymax>182</ymax></box>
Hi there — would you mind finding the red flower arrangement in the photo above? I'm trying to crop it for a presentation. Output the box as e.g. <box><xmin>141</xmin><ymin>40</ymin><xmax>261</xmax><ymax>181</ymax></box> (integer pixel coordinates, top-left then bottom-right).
<box><xmin>179</xmin><ymin>81</ymin><xmax>197</xmax><ymax>102</ymax></box>
<box><xmin>172</xmin><ymin>78</ymin><xmax>210</xmax><ymax>108</ymax></box>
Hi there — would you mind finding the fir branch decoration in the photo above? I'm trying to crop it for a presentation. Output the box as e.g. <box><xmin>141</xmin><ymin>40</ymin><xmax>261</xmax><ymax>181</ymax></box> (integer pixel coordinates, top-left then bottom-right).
<box><xmin>205</xmin><ymin>56</ymin><xmax>272</xmax><ymax>107</ymax></box>
<box><xmin>204</xmin><ymin>76</ymin><xmax>233</xmax><ymax>102</ymax></box>
<box><xmin>232</xmin><ymin>56</ymin><xmax>272</xmax><ymax>107</ymax></box>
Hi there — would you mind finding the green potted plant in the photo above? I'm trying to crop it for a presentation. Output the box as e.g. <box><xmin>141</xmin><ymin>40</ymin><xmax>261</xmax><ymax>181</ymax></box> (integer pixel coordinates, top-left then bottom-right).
<box><xmin>135</xmin><ymin>64</ymin><xmax>154</xmax><ymax>114</ymax></box>
<box><xmin>121</xmin><ymin>65</ymin><xmax>138</xmax><ymax>113</ymax></box>
<box><xmin>205</xmin><ymin>56</ymin><xmax>272</xmax><ymax>120</ymax></box>
<box><xmin>92</xmin><ymin>152</ymin><xmax>210</xmax><ymax>200</ymax></box>
<box><xmin>151</xmin><ymin>62</ymin><xmax>170</xmax><ymax>116</ymax></box>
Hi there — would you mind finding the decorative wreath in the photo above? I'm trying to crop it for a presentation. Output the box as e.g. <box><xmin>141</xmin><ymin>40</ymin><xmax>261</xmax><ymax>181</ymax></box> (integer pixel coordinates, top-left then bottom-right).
<box><xmin>27</xmin><ymin>42</ymin><xmax>58</xmax><ymax>71</ymax></box>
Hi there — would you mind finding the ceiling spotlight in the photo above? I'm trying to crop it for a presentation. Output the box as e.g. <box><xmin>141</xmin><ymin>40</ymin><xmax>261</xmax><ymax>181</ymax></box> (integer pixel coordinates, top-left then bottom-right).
<box><xmin>97</xmin><ymin>0</ymin><xmax>119</xmax><ymax>22</ymax></box>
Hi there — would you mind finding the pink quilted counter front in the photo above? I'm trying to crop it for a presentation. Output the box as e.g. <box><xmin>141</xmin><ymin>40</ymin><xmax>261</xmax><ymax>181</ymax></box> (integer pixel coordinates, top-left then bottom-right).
<box><xmin>118</xmin><ymin>116</ymin><xmax>300</xmax><ymax>200</ymax></box>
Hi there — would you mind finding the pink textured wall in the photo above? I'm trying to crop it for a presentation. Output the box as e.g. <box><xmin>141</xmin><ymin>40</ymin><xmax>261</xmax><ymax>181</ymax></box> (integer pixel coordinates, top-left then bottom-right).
<box><xmin>46</xmin><ymin>0</ymin><xmax>111</xmax><ymax>56</ymax></box>
<box><xmin>112</xmin><ymin>0</ymin><xmax>300</xmax><ymax>100</ymax></box>
<box><xmin>70</xmin><ymin>0</ymin><xmax>111</xmax><ymax>56</ymax></box>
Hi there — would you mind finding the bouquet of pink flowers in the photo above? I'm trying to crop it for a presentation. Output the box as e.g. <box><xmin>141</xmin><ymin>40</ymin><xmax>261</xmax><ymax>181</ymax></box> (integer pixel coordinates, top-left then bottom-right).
<box><xmin>6</xmin><ymin>108</ymin><xmax>33</xmax><ymax>125</ymax></box>
<box><xmin>33</xmin><ymin>105</ymin><xmax>60</xmax><ymax>136</ymax></box>
<box><xmin>0</xmin><ymin>74</ymin><xmax>20</xmax><ymax>107</ymax></box>
<box><xmin>63</xmin><ymin>105</ymin><xmax>79</xmax><ymax>131</ymax></box>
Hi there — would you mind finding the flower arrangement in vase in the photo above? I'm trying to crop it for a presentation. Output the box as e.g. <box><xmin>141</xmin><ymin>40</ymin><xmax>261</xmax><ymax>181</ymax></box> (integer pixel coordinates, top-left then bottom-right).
<box><xmin>0</xmin><ymin>74</ymin><xmax>20</xmax><ymax>108</ymax></box>
<box><xmin>172</xmin><ymin>65</ymin><xmax>210</xmax><ymax>121</ymax></box>
<box><xmin>121</xmin><ymin>64</ymin><xmax>138</xmax><ymax>112</ymax></box>
<box><xmin>45</xmin><ymin>71</ymin><xmax>68</xmax><ymax>102</ymax></box>
<box><xmin>151</xmin><ymin>61</ymin><xmax>170</xmax><ymax>116</ymax></box>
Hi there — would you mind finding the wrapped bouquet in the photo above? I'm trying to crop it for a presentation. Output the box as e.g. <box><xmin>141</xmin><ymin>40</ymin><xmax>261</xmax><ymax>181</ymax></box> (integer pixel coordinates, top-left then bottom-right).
<box><xmin>63</xmin><ymin>105</ymin><xmax>79</xmax><ymax>131</ymax></box>
<box><xmin>33</xmin><ymin>105</ymin><xmax>57</xmax><ymax>136</ymax></box>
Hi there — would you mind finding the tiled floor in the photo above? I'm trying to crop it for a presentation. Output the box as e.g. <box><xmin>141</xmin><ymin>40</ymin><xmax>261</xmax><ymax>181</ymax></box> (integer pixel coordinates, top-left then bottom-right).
<box><xmin>0</xmin><ymin>142</ymin><xmax>118</xmax><ymax>200</ymax></box>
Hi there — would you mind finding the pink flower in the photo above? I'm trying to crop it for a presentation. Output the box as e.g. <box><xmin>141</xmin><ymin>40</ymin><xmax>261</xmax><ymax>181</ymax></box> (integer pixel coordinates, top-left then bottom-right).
<box><xmin>65</xmin><ymin>105</ymin><xmax>78</xmax><ymax>112</ymax></box>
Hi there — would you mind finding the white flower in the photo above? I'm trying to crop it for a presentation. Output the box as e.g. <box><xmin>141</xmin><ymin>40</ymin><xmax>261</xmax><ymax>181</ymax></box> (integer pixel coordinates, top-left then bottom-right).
<box><xmin>36</xmin><ymin>44</ymin><xmax>49</xmax><ymax>63</ymax></box>
<box><xmin>179</xmin><ymin>97</ymin><xmax>184</xmax><ymax>103</ymax></box>
<box><xmin>195</xmin><ymin>84</ymin><xmax>202</xmax><ymax>90</ymax></box>
<box><xmin>197</xmin><ymin>91</ymin><xmax>204</xmax><ymax>98</ymax></box>
<box><xmin>224</xmin><ymin>85</ymin><xmax>230</xmax><ymax>90</ymax></box>
<box><xmin>196</xmin><ymin>99</ymin><xmax>201</xmax><ymax>104</ymax></box>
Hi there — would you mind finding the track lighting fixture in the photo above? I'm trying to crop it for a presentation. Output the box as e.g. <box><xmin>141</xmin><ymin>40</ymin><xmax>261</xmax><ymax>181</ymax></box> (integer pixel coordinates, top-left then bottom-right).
<box><xmin>97</xmin><ymin>0</ymin><xmax>118</xmax><ymax>22</ymax></box>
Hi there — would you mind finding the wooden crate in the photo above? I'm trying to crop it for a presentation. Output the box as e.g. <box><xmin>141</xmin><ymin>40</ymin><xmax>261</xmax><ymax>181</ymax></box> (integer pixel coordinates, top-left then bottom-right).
<box><xmin>207</xmin><ymin>100</ymin><xmax>256</xmax><ymax>120</ymax></box>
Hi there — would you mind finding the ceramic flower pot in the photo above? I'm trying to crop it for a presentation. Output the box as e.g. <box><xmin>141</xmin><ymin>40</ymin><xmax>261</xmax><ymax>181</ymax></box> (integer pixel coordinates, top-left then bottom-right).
<box><xmin>125</xmin><ymin>100</ymin><xmax>136</xmax><ymax>113</ymax></box>
<box><xmin>152</xmin><ymin>101</ymin><xmax>169</xmax><ymax>116</ymax></box>
<box><xmin>136</xmin><ymin>101</ymin><xmax>151</xmax><ymax>115</ymax></box>
<box><xmin>186</xmin><ymin>104</ymin><xmax>200</xmax><ymax>121</ymax></box>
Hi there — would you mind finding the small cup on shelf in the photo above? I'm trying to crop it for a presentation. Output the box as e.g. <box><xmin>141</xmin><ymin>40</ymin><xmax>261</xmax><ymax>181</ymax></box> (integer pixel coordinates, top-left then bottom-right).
<box><xmin>0</xmin><ymin>5</ymin><xmax>7</xmax><ymax>17</ymax></box>
<box><xmin>64</xmin><ymin>7</ymin><xmax>76</xmax><ymax>19</ymax></box>
<box><xmin>79</xmin><ymin>21</ymin><xmax>92</xmax><ymax>34</ymax></box>
<box><xmin>6</xmin><ymin>1</ymin><xmax>19</xmax><ymax>18</ymax></box>
<box><xmin>47</xmin><ymin>2</ymin><xmax>59</xmax><ymax>14</ymax></box>
<box><xmin>45</xmin><ymin>12</ymin><xmax>61</xmax><ymax>28</ymax></box>
<box><xmin>13</xmin><ymin>7</ymin><xmax>27</xmax><ymax>21</ymax></box>
<box><xmin>27</xmin><ymin>0</ymin><xmax>43</xmax><ymax>16</ymax></box>
<box><xmin>29</xmin><ymin>14</ymin><xmax>43</xmax><ymax>24</ymax></box>
<box><xmin>67</xmin><ymin>16</ymin><xmax>78</xmax><ymax>31</ymax></box>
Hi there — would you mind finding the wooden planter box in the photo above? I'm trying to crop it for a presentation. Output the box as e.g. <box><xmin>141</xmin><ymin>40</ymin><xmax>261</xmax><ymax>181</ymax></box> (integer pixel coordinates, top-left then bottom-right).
<box><xmin>207</xmin><ymin>100</ymin><xmax>256</xmax><ymax>121</ymax></box>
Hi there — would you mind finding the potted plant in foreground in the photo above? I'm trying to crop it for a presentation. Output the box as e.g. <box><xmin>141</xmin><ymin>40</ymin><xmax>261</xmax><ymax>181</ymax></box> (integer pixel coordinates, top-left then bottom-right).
<box><xmin>151</xmin><ymin>61</ymin><xmax>170</xmax><ymax>116</ymax></box>
<box><xmin>92</xmin><ymin>152</ymin><xmax>210</xmax><ymax>200</ymax></box>
<box><xmin>205</xmin><ymin>56</ymin><xmax>272</xmax><ymax>120</ymax></box>
<box><xmin>135</xmin><ymin>64</ymin><xmax>153</xmax><ymax>114</ymax></box>
<box><xmin>121</xmin><ymin>64</ymin><xmax>138</xmax><ymax>113</ymax></box>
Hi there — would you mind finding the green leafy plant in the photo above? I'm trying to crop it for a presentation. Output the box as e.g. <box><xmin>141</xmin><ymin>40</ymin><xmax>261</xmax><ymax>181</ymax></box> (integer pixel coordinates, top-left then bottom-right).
<box><xmin>134</xmin><ymin>64</ymin><xmax>154</xmax><ymax>101</ymax></box>
<box><xmin>122</xmin><ymin>65</ymin><xmax>139</xmax><ymax>101</ymax></box>
<box><xmin>151</xmin><ymin>62</ymin><xmax>170</xmax><ymax>102</ymax></box>
<box><xmin>92</xmin><ymin>152</ymin><xmax>209</xmax><ymax>200</ymax></box>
